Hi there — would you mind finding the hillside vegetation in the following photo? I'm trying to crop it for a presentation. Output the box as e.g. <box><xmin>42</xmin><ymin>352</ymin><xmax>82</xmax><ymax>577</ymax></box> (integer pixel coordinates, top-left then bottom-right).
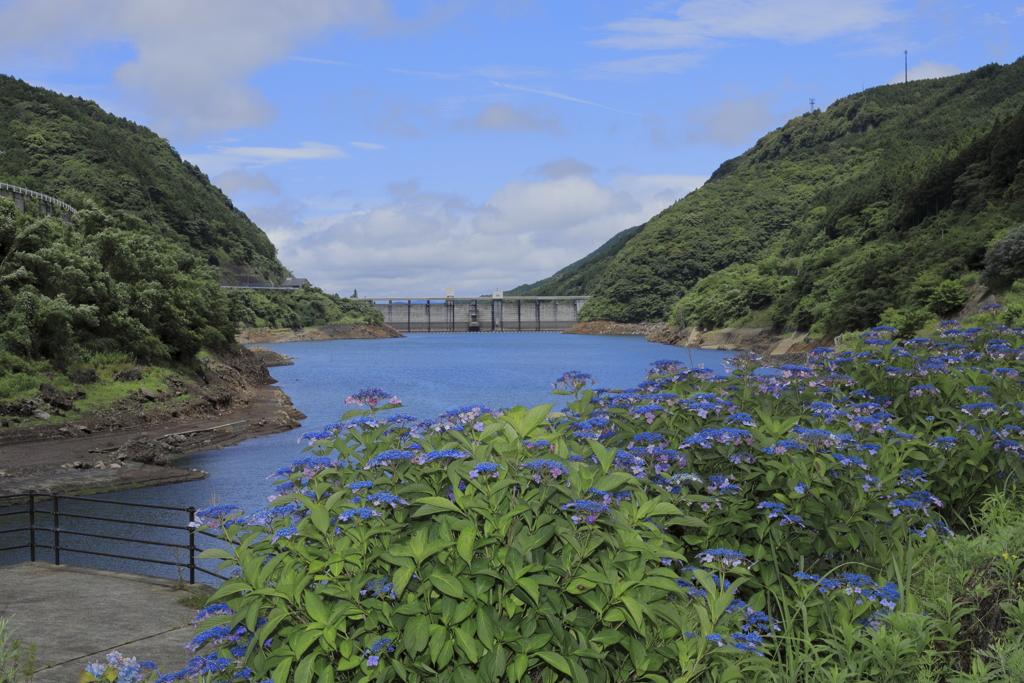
<box><xmin>516</xmin><ymin>59</ymin><xmax>1024</xmax><ymax>333</ymax></box>
<box><xmin>0</xmin><ymin>75</ymin><xmax>380</xmax><ymax>398</ymax></box>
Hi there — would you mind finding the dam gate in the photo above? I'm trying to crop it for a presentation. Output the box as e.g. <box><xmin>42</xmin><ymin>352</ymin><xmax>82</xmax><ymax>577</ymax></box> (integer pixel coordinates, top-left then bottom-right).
<box><xmin>355</xmin><ymin>296</ymin><xmax>589</xmax><ymax>333</ymax></box>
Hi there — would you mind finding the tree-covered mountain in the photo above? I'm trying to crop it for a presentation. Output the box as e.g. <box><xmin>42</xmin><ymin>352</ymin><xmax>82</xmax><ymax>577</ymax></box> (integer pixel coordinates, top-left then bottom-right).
<box><xmin>518</xmin><ymin>59</ymin><xmax>1024</xmax><ymax>333</ymax></box>
<box><xmin>0</xmin><ymin>75</ymin><xmax>379</xmax><ymax>386</ymax></box>
<box><xmin>0</xmin><ymin>74</ymin><xmax>288</xmax><ymax>284</ymax></box>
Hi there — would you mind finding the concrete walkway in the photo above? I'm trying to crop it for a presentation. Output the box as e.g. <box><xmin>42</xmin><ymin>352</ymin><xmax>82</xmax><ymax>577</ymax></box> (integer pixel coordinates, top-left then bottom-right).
<box><xmin>0</xmin><ymin>562</ymin><xmax>213</xmax><ymax>683</ymax></box>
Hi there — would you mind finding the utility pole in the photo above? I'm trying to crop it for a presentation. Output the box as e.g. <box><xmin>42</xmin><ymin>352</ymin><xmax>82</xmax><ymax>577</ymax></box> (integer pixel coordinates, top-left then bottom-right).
<box><xmin>905</xmin><ymin>51</ymin><xmax>908</xmax><ymax>84</ymax></box>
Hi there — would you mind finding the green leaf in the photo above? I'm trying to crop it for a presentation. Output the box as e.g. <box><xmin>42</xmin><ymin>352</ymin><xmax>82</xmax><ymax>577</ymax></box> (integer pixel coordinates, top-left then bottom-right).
<box><xmin>405</xmin><ymin>615</ymin><xmax>431</xmax><ymax>655</ymax></box>
<box><xmin>393</xmin><ymin>564</ymin><xmax>415</xmax><ymax>599</ymax></box>
<box><xmin>430</xmin><ymin>571</ymin><xmax>465</xmax><ymax>598</ymax></box>
<box><xmin>509</xmin><ymin>653</ymin><xmax>529</xmax><ymax>683</ymax></box>
<box><xmin>309</xmin><ymin>506</ymin><xmax>331</xmax><ymax>534</ymax></box>
<box><xmin>457</xmin><ymin>525</ymin><xmax>477</xmax><ymax>564</ymax></box>
<box><xmin>476</xmin><ymin>606</ymin><xmax>496</xmax><ymax>648</ymax></box>
<box><xmin>294</xmin><ymin>652</ymin><xmax>317</xmax><ymax>683</ymax></box>
<box><xmin>516</xmin><ymin>576</ymin><xmax>540</xmax><ymax>605</ymax></box>
<box><xmin>537</xmin><ymin>651</ymin><xmax>572</xmax><ymax>675</ymax></box>
<box><xmin>270</xmin><ymin>658</ymin><xmax>293</xmax><ymax>683</ymax></box>
<box><xmin>413</xmin><ymin>496</ymin><xmax>462</xmax><ymax>516</ymax></box>
<box><xmin>454</xmin><ymin>626</ymin><xmax>481</xmax><ymax>663</ymax></box>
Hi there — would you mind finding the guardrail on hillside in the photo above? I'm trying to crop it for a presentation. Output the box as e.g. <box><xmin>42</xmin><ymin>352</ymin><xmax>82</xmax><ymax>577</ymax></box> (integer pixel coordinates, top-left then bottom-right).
<box><xmin>0</xmin><ymin>182</ymin><xmax>78</xmax><ymax>218</ymax></box>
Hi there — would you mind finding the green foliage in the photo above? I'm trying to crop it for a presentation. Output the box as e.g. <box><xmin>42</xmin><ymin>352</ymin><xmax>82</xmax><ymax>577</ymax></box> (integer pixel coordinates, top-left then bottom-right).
<box><xmin>227</xmin><ymin>287</ymin><xmax>383</xmax><ymax>328</ymax></box>
<box><xmin>981</xmin><ymin>224</ymin><xmax>1024</xmax><ymax>290</ymax></box>
<box><xmin>0</xmin><ymin>198</ymin><xmax>233</xmax><ymax>367</ymax></box>
<box><xmin>528</xmin><ymin>59</ymin><xmax>1024</xmax><ymax>330</ymax></box>
<box><xmin>0</xmin><ymin>617</ymin><xmax>35</xmax><ymax>683</ymax></box>
<box><xmin>508</xmin><ymin>224</ymin><xmax>646</xmax><ymax>297</ymax></box>
<box><xmin>876</xmin><ymin>307</ymin><xmax>937</xmax><ymax>339</ymax></box>
<box><xmin>0</xmin><ymin>74</ymin><xmax>286</xmax><ymax>284</ymax></box>
<box><xmin>177</xmin><ymin>322</ymin><xmax>1024</xmax><ymax>683</ymax></box>
<box><xmin>672</xmin><ymin>263</ymin><xmax>792</xmax><ymax>329</ymax></box>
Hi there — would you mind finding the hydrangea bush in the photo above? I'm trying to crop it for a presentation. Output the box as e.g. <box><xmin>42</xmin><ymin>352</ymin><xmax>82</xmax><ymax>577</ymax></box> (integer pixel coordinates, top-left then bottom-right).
<box><xmin>176</xmin><ymin>314</ymin><xmax>1023</xmax><ymax>683</ymax></box>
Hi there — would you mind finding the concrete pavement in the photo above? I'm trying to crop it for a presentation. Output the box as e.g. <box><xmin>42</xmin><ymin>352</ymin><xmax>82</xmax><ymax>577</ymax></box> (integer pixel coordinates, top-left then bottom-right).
<box><xmin>0</xmin><ymin>562</ymin><xmax>214</xmax><ymax>683</ymax></box>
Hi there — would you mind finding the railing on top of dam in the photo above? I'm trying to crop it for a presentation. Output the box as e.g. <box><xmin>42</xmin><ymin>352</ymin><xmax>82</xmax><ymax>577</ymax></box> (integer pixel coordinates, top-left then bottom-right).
<box><xmin>0</xmin><ymin>182</ymin><xmax>78</xmax><ymax>220</ymax></box>
<box><xmin>352</xmin><ymin>296</ymin><xmax>591</xmax><ymax>333</ymax></box>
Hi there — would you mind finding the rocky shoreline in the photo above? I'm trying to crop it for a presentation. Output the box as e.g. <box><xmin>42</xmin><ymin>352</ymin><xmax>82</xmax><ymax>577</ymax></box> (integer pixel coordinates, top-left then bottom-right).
<box><xmin>563</xmin><ymin>321</ymin><xmax>823</xmax><ymax>365</ymax></box>
<box><xmin>235</xmin><ymin>323</ymin><xmax>403</xmax><ymax>344</ymax></box>
<box><xmin>0</xmin><ymin>346</ymin><xmax>306</xmax><ymax>500</ymax></box>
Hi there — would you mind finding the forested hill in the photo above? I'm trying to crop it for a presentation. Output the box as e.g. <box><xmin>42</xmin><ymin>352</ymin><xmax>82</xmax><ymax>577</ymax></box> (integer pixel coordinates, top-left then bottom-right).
<box><xmin>0</xmin><ymin>75</ymin><xmax>380</xmax><ymax>386</ymax></box>
<box><xmin>0</xmin><ymin>74</ymin><xmax>284</xmax><ymax>283</ymax></box>
<box><xmin>517</xmin><ymin>58</ymin><xmax>1024</xmax><ymax>333</ymax></box>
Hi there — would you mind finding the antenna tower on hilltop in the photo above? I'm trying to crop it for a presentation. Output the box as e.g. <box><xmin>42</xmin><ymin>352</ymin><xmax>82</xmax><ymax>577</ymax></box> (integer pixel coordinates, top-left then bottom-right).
<box><xmin>905</xmin><ymin>51</ymin><xmax>908</xmax><ymax>84</ymax></box>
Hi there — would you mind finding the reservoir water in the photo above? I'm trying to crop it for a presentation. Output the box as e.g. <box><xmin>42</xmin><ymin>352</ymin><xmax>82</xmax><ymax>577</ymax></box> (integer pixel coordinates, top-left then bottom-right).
<box><xmin>2</xmin><ymin>333</ymin><xmax>737</xmax><ymax>579</ymax></box>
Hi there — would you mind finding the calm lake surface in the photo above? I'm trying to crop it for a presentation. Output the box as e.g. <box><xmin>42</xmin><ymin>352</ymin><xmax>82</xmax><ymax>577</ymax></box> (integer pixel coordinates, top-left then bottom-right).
<box><xmin>3</xmin><ymin>334</ymin><xmax>737</xmax><ymax>579</ymax></box>
<box><xmin>109</xmin><ymin>333</ymin><xmax>735</xmax><ymax>513</ymax></box>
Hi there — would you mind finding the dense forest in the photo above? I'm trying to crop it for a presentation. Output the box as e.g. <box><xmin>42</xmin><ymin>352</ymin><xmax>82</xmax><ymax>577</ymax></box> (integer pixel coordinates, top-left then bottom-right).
<box><xmin>0</xmin><ymin>75</ymin><xmax>379</xmax><ymax>390</ymax></box>
<box><xmin>514</xmin><ymin>59</ymin><xmax>1024</xmax><ymax>333</ymax></box>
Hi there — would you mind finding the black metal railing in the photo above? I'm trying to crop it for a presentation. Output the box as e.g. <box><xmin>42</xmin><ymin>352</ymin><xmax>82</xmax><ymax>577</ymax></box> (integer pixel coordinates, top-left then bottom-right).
<box><xmin>0</xmin><ymin>491</ymin><xmax>229</xmax><ymax>583</ymax></box>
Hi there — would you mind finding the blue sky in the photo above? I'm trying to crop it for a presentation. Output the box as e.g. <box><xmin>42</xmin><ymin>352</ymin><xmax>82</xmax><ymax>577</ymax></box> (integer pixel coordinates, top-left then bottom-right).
<box><xmin>1</xmin><ymin>0</ymin><xmax>1023</xmax><ymax>297</ymax></box>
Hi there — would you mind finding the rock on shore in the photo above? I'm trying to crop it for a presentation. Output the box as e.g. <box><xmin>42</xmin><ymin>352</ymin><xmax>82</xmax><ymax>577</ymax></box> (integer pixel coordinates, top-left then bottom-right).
<box><xmin>236</xmin><ymin>323</ymin><xmax>403</xmax><ymax>344</ymax></box>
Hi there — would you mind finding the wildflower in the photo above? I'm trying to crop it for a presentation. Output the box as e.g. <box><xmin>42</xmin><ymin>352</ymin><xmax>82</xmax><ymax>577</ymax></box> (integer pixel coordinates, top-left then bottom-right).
<box><xmin>361</xmin><ymin>577</ymin><xmax>397</xmax><ymax>600</ymax></box>
<box><xmin>345</xmin><ymin>388</ymin><xmax>399</xmax><ymax>408</ymax></box>
<box><xmin>339</xmin><ymin>507</ymin><xmax>383</xmax><ymax>523</ymax></box>
<box><xmin>697</xmin><ymin>548</ymin><xmax>748</xmax><ymax>568</ymax></box>
<box><xmin>553</xmin><ymin>370</ymin><xmax>596</xmax><ymax>392</ymax></box>
<box><xmin>468</xmin><ymin>462</ymin><xmax>501</xmax><ymax>479</ymax></box>
<box><xmin>793</xmin><ymin>483</ymin><xmax>808</xmax><ymax>495</ymax></box>
<box><xmin>363</xmin><ymin>637</ymin><xmax>395</xmax><ymax>665</ymax></box>
<box><xmin>365</xmin><ymin>450</ymin><xmax>415</xmax><ymax>468</ymax></box>
<box><xmin>189</xmin><ymin>504</ymin><xmax>243</xmax><ymax>530</ymax></box>
<box><xmin>192</xmin><ymin>603</ymin><xmax>234</xmax><ymax>626</ymax></box>
<box><xmin>757</xmin><ymin>501</ymin><xmax>787</xmax><ymax>519</ymax></box>
<box><xmin>365</xmin><ymin>491</ymin><xmax>409</xmax><ymax>508</ymax></box>
<box><xmin>521</xmin><ymin>459</ymin><xmax>566</xmax><ymax>480</ymax></box>
<box><xmin>562</xmin><ymin>499</ymin><xmax>611</xmax><ymax>524</ymax></box>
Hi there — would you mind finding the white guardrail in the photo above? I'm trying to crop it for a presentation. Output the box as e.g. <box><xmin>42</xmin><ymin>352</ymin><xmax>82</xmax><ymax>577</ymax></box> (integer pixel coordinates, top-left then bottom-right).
<box><xmin>0</xmin><ymin>182</ymin><xmax>78</xmax><ymax>215</ymax></box>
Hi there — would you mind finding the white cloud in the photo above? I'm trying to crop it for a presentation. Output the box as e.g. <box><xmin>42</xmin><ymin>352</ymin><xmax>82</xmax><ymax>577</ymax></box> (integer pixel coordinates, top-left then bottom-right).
<box><xmin>185</xmin><ymin>142</ymin><xmax>347</xmax><ymax>176</ymax></box>
<box><xmin>534</xmin><ymin>158</ymin><xmax>597</xmax><ymax>179</ymax></box>
<box><xmin>888</xmin><ymin>61</ymin><xmax>962</xmax><ymax>84</ymax></box>
<box><xmin>351</xmin><ymin>142</ymin><xmax>386</xmax><ymax>150</ymax></box>
<box><xmin>256</xmin><ymin>171</ymin><xmax>706</xmax><ymax>296</ymax></box>
<box><xmin>591</xmin><ymin>53</ymin><xmax>704</xmax><ymax>76</ymax></box>
<box><xmin>593</xmin><ymin>0</ymin><xmax>902</xmax><ymax>51</ymax></box>
<box><xmin>213</xmin><ymin>169</ymin><xmax>281</xmax><ymax>195</ymax></box>
<box><xmin>491</xmin><ymin>81</ymin><xmax>640</xmax><ymax>116</ymax></box>
<box><xmin>472</xmin><ymin>104</ymin><xmax>562</xmax><ymax>134</ymax></box>
<box><xmin>0</xmin><ymin>0</ymin><xmax>395</xmax><ymax>138</ymax></box>
<box><xmin>688</xmin><ymin>94</ymin><xmax>780</xmax><ymax>145</ymax></box>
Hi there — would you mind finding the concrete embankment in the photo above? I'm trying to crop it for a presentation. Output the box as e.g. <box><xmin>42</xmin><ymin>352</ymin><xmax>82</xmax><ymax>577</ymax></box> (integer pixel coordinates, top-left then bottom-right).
<box><xmin>236</xmin><ymin>323</ymin><xmax>403</xmax><ymax>344</ymax></box>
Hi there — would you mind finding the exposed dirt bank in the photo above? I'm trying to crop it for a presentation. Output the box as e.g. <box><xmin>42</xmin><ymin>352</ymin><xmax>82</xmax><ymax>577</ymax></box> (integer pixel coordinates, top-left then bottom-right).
<box><xmin>0</xmin><ymin>347</ymin><xmax>306</xmax><ymax>499</ymax></box>
<box><xmin>564</xmin><ymin>321</ymin><xmax>827</xmax><ymax>366</ymax></box>
<box><xmin>236</xmin><ymin>323</ymin><xmax>403</xmax><ymax>344</ymax></box>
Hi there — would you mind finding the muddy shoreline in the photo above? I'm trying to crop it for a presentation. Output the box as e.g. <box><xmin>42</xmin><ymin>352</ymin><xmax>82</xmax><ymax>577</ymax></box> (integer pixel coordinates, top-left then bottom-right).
<box><xmin>563</xmin><ymin>321</ymin><xmax>820</xmax><ymax>365</ymax></box>
<box><xmin>0</xmin><ymin>349</ymin><xmax>305</xmax><ymax>500</ymax></box>
<box><xmin>0</xmin><ymin>324</ymin><xmax>408</xmax><ymax>499</ymax></box>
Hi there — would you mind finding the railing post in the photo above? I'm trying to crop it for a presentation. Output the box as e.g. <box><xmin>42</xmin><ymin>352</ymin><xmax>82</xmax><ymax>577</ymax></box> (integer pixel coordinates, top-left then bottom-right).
<box><xmin>28</xmin><ymin>490</ymin><xmax>36</xmax><ymax>562</ymax></box>
<box><xmin>53</xmin><ymin>494</ymin><xmax>60</xmax><ymax>566</ymax></box>
<box><xmin>188</xmin><ymin>506</ymin><xmax>197</xmax><ymax>585</ymax></box>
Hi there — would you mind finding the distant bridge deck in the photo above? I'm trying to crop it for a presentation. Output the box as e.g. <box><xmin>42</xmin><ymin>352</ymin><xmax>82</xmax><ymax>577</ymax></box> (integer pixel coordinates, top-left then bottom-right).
<box><xmin>353</xmin><ymin>296</ymin><xmax>589</xmax><ymax>333</ymax></box>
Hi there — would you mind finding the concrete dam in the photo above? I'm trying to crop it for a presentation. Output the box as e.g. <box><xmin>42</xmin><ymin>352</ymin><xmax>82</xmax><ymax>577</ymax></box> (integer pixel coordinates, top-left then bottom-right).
<box><xmin>355</xmin><ymin>294</ymin><xmax>590</xmax><ymax>333</ymax></box>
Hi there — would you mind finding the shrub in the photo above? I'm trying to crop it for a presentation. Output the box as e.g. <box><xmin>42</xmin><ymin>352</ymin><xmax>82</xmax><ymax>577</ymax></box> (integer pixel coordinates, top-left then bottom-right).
<box><xmin>981</xmin><ymin>225</ymin><xmax>1024</xmax><ymax>289</ymax></box>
